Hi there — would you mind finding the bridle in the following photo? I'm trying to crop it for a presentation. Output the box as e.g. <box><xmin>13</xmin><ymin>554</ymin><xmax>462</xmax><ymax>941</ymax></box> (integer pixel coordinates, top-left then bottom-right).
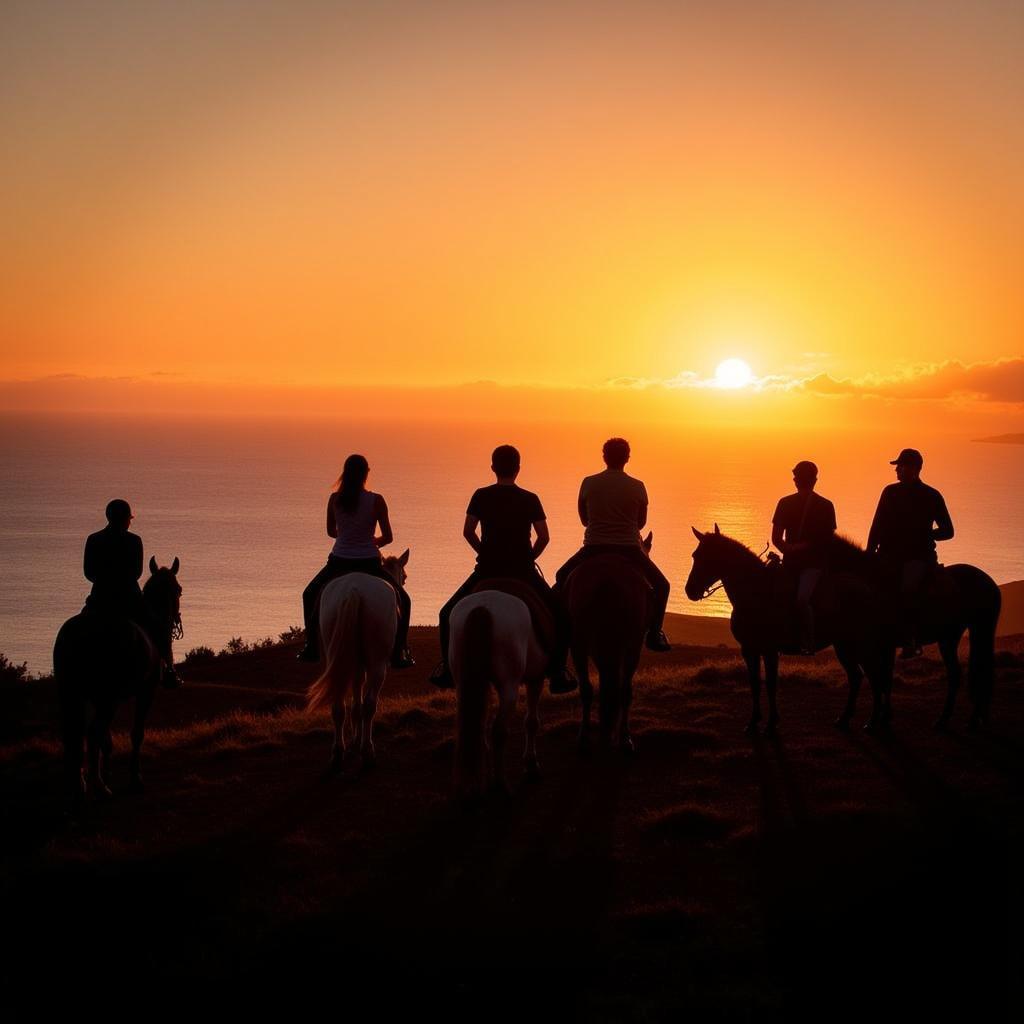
<box><xmin>695</xmin><ymin>542</ymin><xmax>772</xmax><ymax>600</ymax></box>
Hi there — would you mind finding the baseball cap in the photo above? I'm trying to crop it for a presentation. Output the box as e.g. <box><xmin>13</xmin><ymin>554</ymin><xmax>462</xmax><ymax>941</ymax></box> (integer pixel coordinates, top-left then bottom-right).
<box><xmin>890</xmin><ymin>448</ymin><xmax>923</xmax><ymax>468</ymax></box>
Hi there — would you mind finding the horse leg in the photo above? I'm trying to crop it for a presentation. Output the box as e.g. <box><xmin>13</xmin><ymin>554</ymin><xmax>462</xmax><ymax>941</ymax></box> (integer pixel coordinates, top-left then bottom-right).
<box><xmin>329</xmin><ymin>699</ymin><xmax>346</xmax><ymax>772</ymax></box>
<box><xmin>834</xmin><ymin>645</ymin><xmax>862</xmax><ymax>730</ymax></box>
<box><xmin>523</xmin><ymin>678</ymin><xmax>542</xmax><ymax>780</ymax></box>
<box><xmin>619</xmin><ymin>655</ymin><xmax>639</xmax><ymax>755</ymax></box>
<box><xmin>575</xmin><ymin>650</ymin><xmax>594</xmax><ymax>755</ymax></box>
<box><xmin>598</xmin><ymin>664</ymin><xmax>619</xmax><ymax>749</ymax></box>
<box><xmin>128</xmin><ymin>687</ymin><xmax>154</xmax><ymax>792</ymax></box>
<box><xmin>864</xmin><ymin>649</ymin><xmax>894</xmax><ymax>734</ymax></box>
<box><xmin>763</xmin><ymin>651</ymin><xmax>780</xmax><ymax>736</ymax></box>
<box><xmin>346</xmin><ymin>674</ymin><xmax>364</xmax><ymax>775</ymax></box>
<box><xmin>935</xmin><ymin>631</ymin><xmax>963</xmax><ymax>732</ymax></box>
<box><xmin>742</xmin><ymin>647</ymin><xmax>762</xmax><ymax>735</ymax></box>
<box><xmin>359</xmin><ymin>665</ymin><xmax>386</xmax><ymax>770</ymax></box>
<box><xmin>491</xmin><ymin>690</ymin><xmax>515</xmax><ymax>796</ymax></box>
<box><xmin>60</xmin><ymin>689</ymin><xmax>87</xmax><ymax>809</ymax></box>
<box><xmin>87</xmin><ymin>702</ymin><xmax>114</xmax><ymax>799</ymax></box>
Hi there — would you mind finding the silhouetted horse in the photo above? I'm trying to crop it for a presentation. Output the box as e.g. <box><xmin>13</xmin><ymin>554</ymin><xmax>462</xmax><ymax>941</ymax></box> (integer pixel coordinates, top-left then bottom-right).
<box><xmin>54</xmin><ymin>557</ymin><xmax>182</xmax><ymax>804</ymax></box>
<box><xmin>566</xmin><ymin>532</ymin><xmax>653</xmax><ymax>754</ymax></box>
<box><xmin>451</xmin><ymin>586</ymin><xmax>547</xmax><ymax>800</ymax></box>
<box><xmin>685</xmin><ymin>527</ymin><xmax>890</xmax><ymax>734</ymax></box>
<box><xmin>825</xmin><ymin>538</ymin><xmax>1002</xmax><ymax>730</ymax></box>
<box><xmin>307</xmin><ymin>550</ymin><xmax>409</xmax><ymax>776</ymax></box>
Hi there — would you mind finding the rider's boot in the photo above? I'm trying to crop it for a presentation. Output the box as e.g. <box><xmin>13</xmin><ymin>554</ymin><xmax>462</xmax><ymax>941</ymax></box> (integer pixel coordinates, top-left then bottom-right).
<box><xmin>645</xmin><ymin>628</ymin><xmax>672</xmax><ymax>652</ymax></box>
<box><xmin>391</xmin><ymin>647</ymin><xmax>416</xmax><ymax>670</ymax></box>
<box><xmin>429</xmin><ymin>661</ymin><xmax>455</xmax><ymax>690</ymax></box>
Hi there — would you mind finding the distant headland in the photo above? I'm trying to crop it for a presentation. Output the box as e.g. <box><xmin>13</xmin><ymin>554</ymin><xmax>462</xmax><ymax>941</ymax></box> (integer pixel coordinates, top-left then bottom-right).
<box><xmin>973</xmin><ymin>434</ymin><xmax>1024</xmax><ymax>445</ymax></box>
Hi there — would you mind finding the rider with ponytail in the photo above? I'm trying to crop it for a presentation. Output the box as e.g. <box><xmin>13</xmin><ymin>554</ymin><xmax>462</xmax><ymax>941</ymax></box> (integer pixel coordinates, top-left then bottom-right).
<box><xmin>298</xmin><ymin>455</ymin><xmax>414</xmax><ymax>667</ymax></box>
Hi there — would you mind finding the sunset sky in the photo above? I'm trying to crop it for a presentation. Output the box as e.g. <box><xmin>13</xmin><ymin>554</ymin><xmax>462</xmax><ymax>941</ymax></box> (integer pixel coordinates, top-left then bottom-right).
<box><xmin>1</xmin><ymin>1</ymin><xmax>1022</xmax><ymax>425</ymax></box>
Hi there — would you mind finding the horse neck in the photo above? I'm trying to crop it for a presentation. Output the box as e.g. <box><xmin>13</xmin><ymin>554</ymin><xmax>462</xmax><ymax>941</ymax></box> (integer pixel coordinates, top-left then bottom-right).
<box><xmin>717</xmin><ymin>544</ymin><xmax>766</xmax><ymax>608</ymax></box>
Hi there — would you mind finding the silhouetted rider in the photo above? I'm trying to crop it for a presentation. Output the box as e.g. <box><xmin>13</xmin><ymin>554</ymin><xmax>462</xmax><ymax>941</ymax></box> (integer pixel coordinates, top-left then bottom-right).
<box><xmin>555</xmin><ymin>437</ymin><xmax>672</xmax><ymax>652</ymax></box>
<box><xmin>429</xmin><ymin>445</ymin><xmax>576</xmax><ymax>693</ymax></box>
<box><xmin>771</xmin><ymin>461</ymin><xmax>836</xmax><ymax>653</ymax></box>
<box><xmin>84</xmin><ymin>498</ymin><xmax>180</xmax><ymax>687</ymax></box>
<box><xmin>867</xmin><ymin>448</ymin><xmax>954</xmax><ymax>658</ymax></box>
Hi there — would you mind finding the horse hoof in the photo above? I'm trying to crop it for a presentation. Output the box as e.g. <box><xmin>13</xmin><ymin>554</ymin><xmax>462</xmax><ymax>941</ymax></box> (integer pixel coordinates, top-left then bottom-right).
<box><xmin>620</xmin><ymin>737</ymin><xmax>636</xmax><ymax>756</ymax></box>
<box><xmin>523</xmin><ymin>759</ymin><xmax>542</xmax><ymax>782</ymax></box>
<box><xmin>90</xmin><ymin>780</ymin><xmax>114</xmax><ymax>800</ymax></box>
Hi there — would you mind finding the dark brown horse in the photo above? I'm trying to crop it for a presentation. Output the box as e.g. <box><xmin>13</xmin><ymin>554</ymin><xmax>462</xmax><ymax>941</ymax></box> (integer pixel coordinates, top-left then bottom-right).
<box><xmin>566</xmin><ymin>533</ymin><xmax>652</xmax><ymax>754</ymax></box>
<box><xmin>54</xmin><ymin>557</ymin><xmax>182</xmax><ymax>805</ymax></box>
<box><xmin>685</xmin><ymin>526</ymin><xmax>889</xmax><ymax>734</ymax></box>
<box><xmin>686</xmin><ymin>527</ymin><xmax>1002</xmax><ymax>733</ymax></box>
<box><xmin>825</xmin><ymin>537</ymin><xmax>1002</xmax><ymax>731</ymax></box>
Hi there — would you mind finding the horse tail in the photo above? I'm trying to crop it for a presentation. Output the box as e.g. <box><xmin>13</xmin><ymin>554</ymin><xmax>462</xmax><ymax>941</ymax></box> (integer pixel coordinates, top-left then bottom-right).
<box><xmin>455</xmin><ymin>604</ymin><xmax>491</xmax><ymax>799</ymax></box>
<box><xmin>967</xmin><ymin>573</ymin><xmax>1001</xmax><ymax>716</ymax></box>
<box><xmin>307</xmin><ymin>588</ymin><xmax>361</xmax><ymax>713</ymax></box>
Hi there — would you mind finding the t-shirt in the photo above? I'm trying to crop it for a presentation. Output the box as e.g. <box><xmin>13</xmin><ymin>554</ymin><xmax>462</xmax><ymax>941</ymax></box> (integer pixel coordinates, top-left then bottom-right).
<box><xmin>868</xmin><ymin>481</ymin><xmax>952</xmax><ymax>562</ymax></box>
<box><xmin>466</xmin><ymin>484</ymin><xmax>544</xmax><ymax>573</ymax></box>
<box><xmin>83</xmin><ymin>526</ymin><xmax>144</xmax><ymax>611</ymax></box>
<box><xmin>772</xmin><ymin>491</ymin><xmax>836</xmax><ymax>570</ymax></box>
<box><xmin>579</xmin><ymin>469</ymin><xmax>648</xmax><ymax>546</ymax></box>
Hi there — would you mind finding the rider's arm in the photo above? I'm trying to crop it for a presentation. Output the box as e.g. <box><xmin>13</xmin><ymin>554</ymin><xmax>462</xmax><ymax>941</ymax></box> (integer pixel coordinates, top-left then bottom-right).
<box><xmin>637</xmin><ymin>501</ymin><xmax>648</xmax><ymax>531</ymax></box>
<box><xmin>866</xmin><ymin>493</ymin><xmax>887</xmax><ymax>553</ymax></box>
<box><xmin>577</xmin><ymin>493</ymin><xmax>589</xmax><ymax>528</ymax></box>
<box><xmin>771</xmin><ymin>522</ymin><xmax>788</xmax><ymax>555</ymax></box>
<box><xmin>933</xmin><ymin>495</ymin><xmax>954</xmax><ymax>542</ymax></box>
<box><xmin>463</xmin><ymin>514</ymin><xmax>482</xmax><ymax>554</ymax></box>
<box><xmin>531</xmin><ymin>519</ymin><xmax>549</xmax><ymax>559</ymax></box>
<box><xmin>83</xmin><ymin>535</ymin><xmax>98</xmax><ymax>582</ymax></box>
<box><xmin>374</xmin><ymin>494</ymin><xmax>393</xmax><ymax>548</ymax></box>
<box><xmin>326</xmin><ymin>495</ymin><xmax>337</xmax><ymax>539</ymax></box>
<box><xmin>130</xmin><ymin>534</ymin><xmax>143</xmax><ymax>580</ymax></box>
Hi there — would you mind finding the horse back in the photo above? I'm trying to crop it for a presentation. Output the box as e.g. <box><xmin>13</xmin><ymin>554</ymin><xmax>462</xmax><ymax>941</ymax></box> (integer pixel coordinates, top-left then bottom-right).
<box><xmin>567</xmin><ymin>556</ymin><xmax>647</xmax><ymax>658</ymax></box>
<box><xmin>319</xmin><ymin>573</ymin><xmax>397</xmax><ymax>648</ymax></box>
<box><xmin>54</xmin><ymin>611</ymin><xmax>157</xmax><ymax>698</ymax></box>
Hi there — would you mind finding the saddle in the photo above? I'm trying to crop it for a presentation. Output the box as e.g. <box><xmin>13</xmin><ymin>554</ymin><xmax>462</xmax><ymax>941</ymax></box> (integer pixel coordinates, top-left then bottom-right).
<box><xmin>470</xmin><ymin>577</ymin><xmax>557</xmax><ymax>657</ymax></box>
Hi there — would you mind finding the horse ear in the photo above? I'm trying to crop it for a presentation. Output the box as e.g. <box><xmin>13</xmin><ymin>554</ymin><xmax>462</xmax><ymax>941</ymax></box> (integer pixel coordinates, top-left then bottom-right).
<box><xmin>398</xmin><ymin>548</ymin><xmax>410</xmax><ymax>566</ymax></box>
<box><xmin>149</xmin><ymin>556</ymin><xmax>158</xmax><ymax>574</ymax></box>
<box><xmin>170</xmin><ymin>557</ymin><xmax>179</xmax><ymax>575</ymax></box>
<box><xmin>642</xmin><ymin>531</ymin><xmax>653</xmax><ymax>551</ymax></box>
<box><xmin>691</xmin><ymin>527</ymin><xmax>704</xmax><ymax>541</ymax></box>
<box><xmin>713</xmin><ymin>523</ymin><xmax>721</xmax><ymax>535</ymax></box>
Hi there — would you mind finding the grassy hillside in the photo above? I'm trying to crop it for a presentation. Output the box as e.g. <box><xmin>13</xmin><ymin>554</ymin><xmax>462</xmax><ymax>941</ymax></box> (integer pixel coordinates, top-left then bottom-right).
<box><xmin>2</xmin><ymin>627</ymin><xmax>1022</xmax><ymax>1017</ymax></box>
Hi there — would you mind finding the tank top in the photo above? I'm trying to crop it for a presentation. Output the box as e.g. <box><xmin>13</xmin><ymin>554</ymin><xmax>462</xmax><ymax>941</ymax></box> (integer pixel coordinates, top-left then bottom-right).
<box><xmin>331</xmin><ymin>490</ymin><xmax>380</xmax><ymax>559</ymax></box>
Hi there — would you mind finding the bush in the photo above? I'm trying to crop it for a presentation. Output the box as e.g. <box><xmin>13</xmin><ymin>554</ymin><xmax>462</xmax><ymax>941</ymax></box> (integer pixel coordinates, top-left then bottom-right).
<box><xmin>253</xmin><ymin>636</ymin><xmax>277</xmax><ymax>651</ymax></box>
<box><xmin>279</xmin><ymin>626</ymin><xmax>305</xmax><ymax>644</ymax></box>
<box><xmin>183</xmin><ymin>645</ymin><xmax>216</xmax><ymax>665</ymax></box>
<box><xmin>0</xmin><ymin>653</ymin><xmax>31</xmax><ymax>687</ymax></box>
<box><xmin>222</xmin><ymin>637</ymin><xmax>249</xmax><ymax>656</ymax></box>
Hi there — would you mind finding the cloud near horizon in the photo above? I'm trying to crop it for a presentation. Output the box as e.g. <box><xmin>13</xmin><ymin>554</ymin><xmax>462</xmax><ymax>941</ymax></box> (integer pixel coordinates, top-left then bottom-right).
<box><xmin>608</xmin><ymin>357</ymin><xmax>1024</xmax><ymax>404</ymax></box>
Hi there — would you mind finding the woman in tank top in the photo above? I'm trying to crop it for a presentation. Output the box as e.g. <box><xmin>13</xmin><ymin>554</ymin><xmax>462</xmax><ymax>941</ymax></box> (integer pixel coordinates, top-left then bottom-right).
<box><xmin>298</xmin><ymin>454</ymin><xmax>414</xmax><ymax>667</ymax></box>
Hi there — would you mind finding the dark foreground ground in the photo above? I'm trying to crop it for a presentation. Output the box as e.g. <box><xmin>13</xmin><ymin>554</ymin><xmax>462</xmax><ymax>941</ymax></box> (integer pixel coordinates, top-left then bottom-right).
<box><xmin>2</xmin><ymin>622</ymin><xmax>1023</xmax><ymax>1019</ymax></box>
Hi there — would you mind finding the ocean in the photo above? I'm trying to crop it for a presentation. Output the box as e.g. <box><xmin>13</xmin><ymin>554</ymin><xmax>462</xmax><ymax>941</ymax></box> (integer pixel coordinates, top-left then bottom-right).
<box><xmin>2</xmin><ymin>412</ymin><xmax>1021</xmax><ymax>674</ymax></box>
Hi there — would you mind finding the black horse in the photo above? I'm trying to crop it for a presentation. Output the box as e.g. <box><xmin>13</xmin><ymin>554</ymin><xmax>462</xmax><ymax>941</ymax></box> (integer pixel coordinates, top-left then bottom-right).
<box><xmin>685</xmin><ymin>525</ymin><xmax>888</xmax><ymax>734</ymax></box>
<box><xmin>685</xmin><ymin>527</ymin><xmax>1001</xmax><ymax>733</ymax></box>
<box><xmin>825</xmin><ymin>537</ymin><xmax>1001</xmax><ymax>731</ymax></box>
<box><xmin>54</xmin><ymin>557</ymin><xmax>182</xmax><ymax>804</ymax></box>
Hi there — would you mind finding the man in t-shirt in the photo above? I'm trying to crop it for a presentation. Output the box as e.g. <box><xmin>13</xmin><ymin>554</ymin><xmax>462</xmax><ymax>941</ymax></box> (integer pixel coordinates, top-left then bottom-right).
<box><xmin>554</xmin><ymin>437</ymin><xmax>672</xmax><ymax>652</ymax></box>
<box><xmin>867</xmin><ymin>448</ymin><xmax>954</xmax><ymax>658</ymax></box>
<box><xmin>430</xmin><ymin>445</ymin><xmax>576</xmax><ymax>693</ymax></box>
<box><xmin>771</xmin><ymin>461</ymin><xmax>837</xmax><ymax>653</ymax></box>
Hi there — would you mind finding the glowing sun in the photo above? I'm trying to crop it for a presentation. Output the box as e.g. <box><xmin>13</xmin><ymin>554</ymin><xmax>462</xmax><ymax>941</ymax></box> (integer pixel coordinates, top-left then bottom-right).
<box><xmin>714</xmin><ymin>358</ymin><xmax>755</xmax><ymax>389</ymax></box>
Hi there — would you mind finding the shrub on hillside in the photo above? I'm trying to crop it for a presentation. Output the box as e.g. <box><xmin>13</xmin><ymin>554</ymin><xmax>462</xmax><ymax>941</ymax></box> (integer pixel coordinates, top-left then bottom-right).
<box><xmin>0</xmin><ymin>654</ymin><xmax>31</xmax><ymax>687</ymax></box>
<box><xmin>222</xmin><ymin>637</ymin><xmax>249</xmax><ymax>656</ymax></box>
<box><xmin>279</xmin><ymin>626</ymin><xmax>304</xmax><ymax>644</ymax></box>
<box><xmin>183</xmin><ymin>645</ymin><xmax>216</xmax><ymax>666</ymax></box>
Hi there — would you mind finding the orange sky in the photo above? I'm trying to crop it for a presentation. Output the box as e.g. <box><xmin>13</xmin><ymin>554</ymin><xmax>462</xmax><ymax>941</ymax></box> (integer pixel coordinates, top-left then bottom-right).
<box><xmin>1</xmin><ymin>1</ymin><xmax>1022</xmax><ymax>424</ymax></box>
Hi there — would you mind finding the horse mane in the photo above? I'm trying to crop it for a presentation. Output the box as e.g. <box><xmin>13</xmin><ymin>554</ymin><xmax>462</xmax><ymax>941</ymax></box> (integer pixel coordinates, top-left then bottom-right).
<box><xmin>707</xmin><ymin>531</ymin><xmax>766</xmax><ymax>573</ymax></box>
<box><xmin>827</xmin><ymin>533</ymin><xmax>872</xmax><ymax>571</ymax></box>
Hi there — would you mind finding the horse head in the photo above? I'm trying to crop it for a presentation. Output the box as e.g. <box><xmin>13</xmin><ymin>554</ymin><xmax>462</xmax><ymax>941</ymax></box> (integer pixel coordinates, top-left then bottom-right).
<box><xmin>382</xmin><ymin>548</ymin><xmax>410</xmax><ymax>590</ymax></box>
<box><xmin>685</xmin><ymin>524</ymin><xmax>731</xmax><ymax>601</ymax></box>
<box><xmin>144</xmin><ymin>556</ymin><xmax>183</xmax><ymax>636</ymax></box>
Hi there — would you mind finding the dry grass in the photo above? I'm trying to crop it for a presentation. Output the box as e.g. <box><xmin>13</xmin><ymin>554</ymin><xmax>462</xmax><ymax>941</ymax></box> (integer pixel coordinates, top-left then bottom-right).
<box><xmin>2</xmin><ymin>630</ymin><xmax>1022</xmax><ymax>1017</ymax></box>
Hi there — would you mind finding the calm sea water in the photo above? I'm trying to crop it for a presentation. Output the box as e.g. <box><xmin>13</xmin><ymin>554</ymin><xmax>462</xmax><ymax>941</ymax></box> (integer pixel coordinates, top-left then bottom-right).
<box><xmin>2</xmin><ymin>413</ymin><xmax>1021</xmax><ymax>674</ymax></box>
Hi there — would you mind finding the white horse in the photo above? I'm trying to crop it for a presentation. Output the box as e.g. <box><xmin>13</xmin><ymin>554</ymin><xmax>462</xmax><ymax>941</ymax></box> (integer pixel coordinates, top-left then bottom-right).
<box><xmin>451</xmin><ymin>590</ymin><xmax>548</xmax><ymax>800</ymax></box>
<box><xmin>306</xmin><ymin>550</ymin><xmax>409</xmax><ymax>775</ymax></box>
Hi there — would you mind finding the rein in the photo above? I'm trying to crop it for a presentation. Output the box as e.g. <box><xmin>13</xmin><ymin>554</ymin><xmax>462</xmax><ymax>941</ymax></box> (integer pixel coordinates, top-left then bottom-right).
<box><xmin>700</xmin><ymin>542</ymin><xmax>773</xmax><ymax>600</ymax></box>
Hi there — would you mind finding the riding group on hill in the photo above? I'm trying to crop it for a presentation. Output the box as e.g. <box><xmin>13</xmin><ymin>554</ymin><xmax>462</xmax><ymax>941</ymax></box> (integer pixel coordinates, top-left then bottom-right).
<box><xmin>55</xmin><ymin>439</ymin><xmax>1000</xmax><ymax>803</ymax></box>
